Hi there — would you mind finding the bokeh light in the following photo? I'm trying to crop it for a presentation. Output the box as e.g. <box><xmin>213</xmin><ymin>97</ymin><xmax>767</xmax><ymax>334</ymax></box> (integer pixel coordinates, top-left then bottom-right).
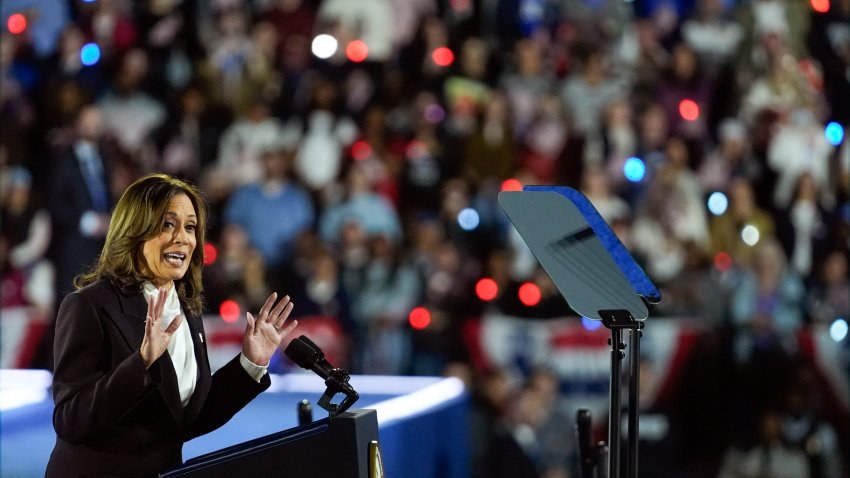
<box><xmin>457</xmin><ymin>208</ymin><xmax>480</xmax><ymax>230</ymax></box>
<box><xmin>220</xmin><ymin>300</ymin><xmax>240</xmax><ymax>323</ymax></box>
<box><xmin>80</xmin><ymin>43</ymin><xmax>101</xmax><ymax>66</ymax></box>
<box><xmin>7</xmin><ymin>13</ymin><xmax>26</xmax><ymax>35</ymax></box>
<box><xmin>203</xmin><ymin>243</ymin><xmax>217</xmax><ymax>266</ymax></box>
<box><xmin>476</xmin><ymin>278</ymin><xmax>499</xmax><ymax>301</ymax></box>
<box><xmin>829</xmin><ymin>318</ymin><xmax>848</xmax><ymax>342</ymax></box>
<box><xmin>741</xmin><ymin>224</ymin><xmax>760</xmax><ymax>246</ymax></box>
<box><xmin>518</xmin><ymin>282</ymin><xmax>541</xmax><ymax>307</ymax></box>
<box><xmin>707</xmin><ymin>192</ymin><xmax>729</xmax><ymax>216</ymax></box>
<box><xmin>424</xmin><ymin>103</ymin><xmax>445</xmax><ymax>123</ymax></box>
<box><xmin>409</xmin><ymin>307</ymin><xmax>431</xmax><ymax>330</ymax></box>
<box><xmin>346</xmin><ymin>40</ymin><xmax>368</xmax><ymax>62</ymax></box>
<box><xmin>312</xmin><ymin>34</ymin><xmax>338</xmax><ymax>59</ymax></box>
<box><xmin>581</xmin><ymin>316</ymin><xmax>603</xmax><ymax>331</ymax></box>
<box><xmin>623</xmin><ymin>157</ymin><xmax>646</xmax><ymax>182</ymax></box>
<box><xmin>825</xmin><ymin>122</ymin><xmax>844</xmax><ymax>146</ymax></box>
<box><xmin>829</xmin><ymin>317</ymin><xmax>850</xmax><ymax>342</ymax></box>
<box><xmin>351</xmin><ymin>140</ymin><xmax>372</xmax><ymax>160</ymax></box>
<box><xmin>432</xmin><ymin>47</ymin><xmax>455</xmax><ymax>67</ymax></box>
<box><xmin>501</xmin><ymin>178</ymin><xmax>522</xmax><ymax>191</ymax></box>
<box><xmin>679</xmin><ymin>99</ymin><xmax>700</xmax><ymax>121</ymax></box>
<box><xmin>714</xmin><ymin>251</ymin><xmax>733</xmax><ymax>271</ymax></box>
<box><xmin>810</xmin><ymin>0</ymin><xmax>830</xmax><ymax>12</ymax></box>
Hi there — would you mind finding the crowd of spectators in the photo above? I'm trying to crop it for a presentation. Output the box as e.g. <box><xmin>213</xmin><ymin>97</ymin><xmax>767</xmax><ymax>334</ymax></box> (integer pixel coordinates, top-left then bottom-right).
<box><xmin>1</xmin><ymin>0</ymin><xmax>849</xmax><ymax>476</ymax></box>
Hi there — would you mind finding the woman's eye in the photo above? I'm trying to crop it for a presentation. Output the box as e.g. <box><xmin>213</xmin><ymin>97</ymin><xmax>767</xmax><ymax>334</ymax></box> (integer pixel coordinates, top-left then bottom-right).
<box><xmin>186</xmin><ymin>224</ymin><xmax>196</xmax><ymax>232</ymax></box>
<box><xmin>163</xmin><ymin>221</ymin><xmax>174</xmax><ymax>229</ymax></box>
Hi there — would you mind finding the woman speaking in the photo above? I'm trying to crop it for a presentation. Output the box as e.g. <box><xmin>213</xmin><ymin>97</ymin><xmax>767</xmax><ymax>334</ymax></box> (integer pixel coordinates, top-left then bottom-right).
<box><xmin>46</xmin><ymin>174</ymin><xmax>298</xmax><ymax>477</ymax></box>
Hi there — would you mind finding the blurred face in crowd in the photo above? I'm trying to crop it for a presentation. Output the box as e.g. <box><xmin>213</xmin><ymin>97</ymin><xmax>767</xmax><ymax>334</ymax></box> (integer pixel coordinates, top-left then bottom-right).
<box><xmin>261</xmin><ymin>149</ymin><xmax>290</xmax><ymax>180</ymax></box>
<box><xmin>76</xmin><ymin>106</ymin><xmax>103</xmax><ymax>142</ymax></box>
<box><xmin>141</xmin><ymin>193</ymin><xmax>197</xmax><ymax>288</ymax></box>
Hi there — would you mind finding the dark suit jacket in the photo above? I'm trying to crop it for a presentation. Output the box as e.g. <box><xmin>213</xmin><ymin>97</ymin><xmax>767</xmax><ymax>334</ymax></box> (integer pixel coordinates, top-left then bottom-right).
<box><xmin>46</xmin><ymin>279</ymin><xmax>270</xmax><ymax>477</ymax></box>
<box><xmin>47</xmin><ymin>146</ymin><xmax>113</xmax><ymax>298</ymax></box>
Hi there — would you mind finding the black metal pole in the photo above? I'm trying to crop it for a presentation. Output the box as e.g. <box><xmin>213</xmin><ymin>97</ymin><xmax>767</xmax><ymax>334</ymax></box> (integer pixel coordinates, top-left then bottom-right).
<box><xmin>627</xmin><ymin>326</ymin><xmax>641</xmax><ymax>478</ymax></box>
<box><xmin>608</xmin><ymin>328</ymin><xmax>623</xmax><ymax>478</ymax></box>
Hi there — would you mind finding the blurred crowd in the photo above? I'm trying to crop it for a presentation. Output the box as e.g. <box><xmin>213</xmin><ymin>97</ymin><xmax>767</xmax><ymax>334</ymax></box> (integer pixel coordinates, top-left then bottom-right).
<box><xmin>1</xmin><ymin>0</ymin><xmax>849</xmax><ymax>476</ymax></box>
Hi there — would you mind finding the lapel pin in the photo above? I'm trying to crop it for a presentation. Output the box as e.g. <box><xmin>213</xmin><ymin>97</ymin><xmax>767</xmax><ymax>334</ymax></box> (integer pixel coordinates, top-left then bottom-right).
<box><xmin>199</xmin><ymin>332</ymin><xmax>204</xmax><ymax>343</ymax></box>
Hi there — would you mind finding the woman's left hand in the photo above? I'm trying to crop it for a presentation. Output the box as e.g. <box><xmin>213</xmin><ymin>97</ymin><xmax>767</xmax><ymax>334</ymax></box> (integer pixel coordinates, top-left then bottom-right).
<box><xmin>242</xmin><ymin>292</ymin><xmax>297</xmax><ymax>366</ymax></box>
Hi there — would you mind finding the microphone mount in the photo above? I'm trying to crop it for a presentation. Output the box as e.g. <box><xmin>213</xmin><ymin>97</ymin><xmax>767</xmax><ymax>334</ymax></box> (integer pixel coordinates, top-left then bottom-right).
<box><xmin>285</xmin><ymin>335</ymin><xmax>359</xmax><ymax>418</ymax></box>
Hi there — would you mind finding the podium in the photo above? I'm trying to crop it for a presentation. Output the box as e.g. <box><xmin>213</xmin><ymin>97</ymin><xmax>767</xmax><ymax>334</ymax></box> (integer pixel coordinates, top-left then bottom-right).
<box><xmin>160</xmin><ymin>409</ymin><xmax>379</xmax><ymax>478</ymax></box>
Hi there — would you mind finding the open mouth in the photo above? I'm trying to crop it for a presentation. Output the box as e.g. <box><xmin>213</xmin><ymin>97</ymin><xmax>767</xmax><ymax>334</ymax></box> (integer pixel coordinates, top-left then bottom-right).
<box><xmin>163</xmin><ymin>252</ymin><xmax>187</xmax><ymax>266</ymax></box>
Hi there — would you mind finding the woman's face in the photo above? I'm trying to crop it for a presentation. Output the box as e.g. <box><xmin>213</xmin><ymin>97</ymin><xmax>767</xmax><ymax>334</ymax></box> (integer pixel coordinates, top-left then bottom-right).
<box><xmin>141</xmin><ymin>193</ymin><xmax>197</xmax><ymax>287</ymax></box>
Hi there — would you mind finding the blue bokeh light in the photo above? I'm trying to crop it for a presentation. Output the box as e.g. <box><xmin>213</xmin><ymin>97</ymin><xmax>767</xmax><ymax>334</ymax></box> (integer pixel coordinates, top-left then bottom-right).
<box><xmin>581</xmin><ymin>316</ymin><xmax>603</xmax><ymax>331</ymax></box>
<box><xmin>80</xmin><ymin>43</ymin><xmax>101</xmax><ymax>66</ymax></box>
<box><xmin>457</xmin><ymin>208</ymin><xmax>480</xmax><ymax>231</ymax></box>
<box><xmin>825</xmin><ymin>122</ymin><xmax>844</xmax><ymax>146</ymax></box>
<box><xmin>707</xmin><ymin>192</ymin><xmax>729</xmax><ymax>216</ymax></box>
<box><xmin>623</xmin><ymin>157</ymin><xmax>646</xmax><ymax>182</ymax></box>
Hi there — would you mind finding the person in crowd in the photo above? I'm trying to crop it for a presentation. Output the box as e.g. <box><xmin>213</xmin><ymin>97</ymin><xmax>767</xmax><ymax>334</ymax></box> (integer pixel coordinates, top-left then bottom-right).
<box><xmin>46</xmin><ymin>174</ymin><xmax>297</xmax><ymax>477</ymax></box>
<box><xmin>776</xmin><ymin>172</ymin><xmax>831</xmax><ymax>279</ymax></box>
<box><xmin>767</xmin><ymin>108</ymin><xmax>835</xmax><ymax>210</ymax></box>
<box><xmin>319</xmin><ymin>160</ymin><xmax>402</xmax><ymax>246</ymax></box>
<box><xmin>202</xmin><ymin>223</ymin><xmax>270</xmax><ymax>315</ymax></box>
<box><xmin>806</xmin><ymin>249</ymin><xmax>850</xmax><ymax>324</ymax></box>
<box><xmin>287</xmin><ymin>77</ymin><xmax>359</xmax><ymax>194</ymax></box>
<box><xmin>47</xmin><ymin>104</ymin><xmax>114</xmax><ymax>302</ymax></box>
<box><xmin>698</xmin><ymin>118</ymin><xmax>761</xmax><ymax>192</ymax></box>
<box><xmin>717</xmin><ymin>410</ymin><xmax>811</xmax><ymax>478</ymax></box>
<box><xmin>730</xmin><ymin>235</ymin><xmax>805</xmax><ymax>364</ymax></box>
<box><xmin>779</xmin><ymin>365</ymin><xmax>843</xmax><ymax>478</ymax></box>
<box><xmin>0</xmin><ymin>166</ymin><xmax>54</xmax><ymax>316</ymax></box>
<box><xmin>223</xmin><ymin>142</ymin><xmax>315</xmax><ymax>270</ymax></box>
<box><xmin>709</xmin><ymin>176</ymin><xmax>776</xmax><ymax>268</ymax></box>
<box><xmin>205</xmin><ymin>99</ymin><xmax>287</xmax><ymax>201</ymax></box>
<box><xmin>96</xmin><ymin>49</ymin><xmax>167</xmax><ymax>168</ymax></box>
<box><xmin>345</xmin><ymin>232</ymin><xmax>421</xmax><ymax>375</ymax></box>
<box><xmin>560</xmin><ymin>44</ymin><xmax>627</xmax><ymax>166</ymax></box>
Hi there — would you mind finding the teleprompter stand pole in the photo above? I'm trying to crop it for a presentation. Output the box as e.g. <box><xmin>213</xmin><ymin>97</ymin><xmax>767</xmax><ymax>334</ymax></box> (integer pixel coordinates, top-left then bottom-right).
<box><xmin>578</xmin><ymin>310</ymin><xmax>643</xmax><ymax>478</ymax></box>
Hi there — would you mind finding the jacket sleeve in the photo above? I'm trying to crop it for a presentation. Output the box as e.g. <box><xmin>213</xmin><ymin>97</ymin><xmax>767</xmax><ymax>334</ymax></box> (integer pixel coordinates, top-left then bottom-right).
<box><xmin>51</xmin><ymin>291</ymin><xmax>161</xmax><ymax>445</ymax></box>
<box><xmin>183</xmin><ymin>354</ymin><xmax>270</xmax><ymax>441</ymax></box>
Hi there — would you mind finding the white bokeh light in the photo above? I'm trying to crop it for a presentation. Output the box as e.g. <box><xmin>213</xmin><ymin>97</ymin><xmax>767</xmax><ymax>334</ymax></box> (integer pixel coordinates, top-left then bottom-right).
<box><xmin>312</xmin><ymin>34</ymin><xmax>338</xmax><ymax>59</ymax></box>
<box><xmin>830</xmin><ymin>318</ymin><xmax>848</xmax><ymax>342</ymax></box>
<box><xmin>741</xmin><ymin>224</ymin><xmax>760</xmax><ymax>246</ymax></box>
<box><xmin>707</xmin><ymin>192</ymin><xmax>728</xmax><ymax>216</ymax></box>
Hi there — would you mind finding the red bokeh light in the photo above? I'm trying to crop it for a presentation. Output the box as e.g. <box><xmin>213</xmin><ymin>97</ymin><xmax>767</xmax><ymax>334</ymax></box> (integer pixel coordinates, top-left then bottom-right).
<box><xmin>713</xmin><ymin>252</ymin><xmax>733</xmax><ymax>272</ymax></box>
<box><xmin>220</xmin><ymin>300</ymin><xmax>240</xmax><ymax>323</ymax></box>
<box><xmin>409</xmin><ymin>307</ymin><xmax>431</xmax><ymax>330</ymax></box>
<box><xmin>351</xmin><ymin>140</ymin><xmax>372</xmax><ymax>161</ymax></box>
<box><xmin>431</xmin><ymin>47</ymin><xmax>455</xmax><ymax>67</ymax></box>
<box><xmin>679</xmin><ymin>99</ymin><xmax>700</xmax><ymax>121</ymax></box>
<box><xmin>810</xmin><ymin>0</ymin><xmax>830</xmax><ymax>12</ymax></box>
<box><xmin>203</xmin><ymin>243</ymin><xmax>217</xmax><ymax>266</ymax></box>
<box><xmin>346</xmin><ymin>40</ymin><xmax>369</xmax><ymax>63</ymax></box>
<box><xmin>501</xmin><ymin>178</ymin><xmax>522</xmax><ymax>192</ymax></box>
<box><xmin>7</xmin><ymin>13</ymin><xmax>26</xmax><ymax>35</ymax></box>
<box><xmin>518</xmin><ymin>282</ymin><xmax>541</xmax><ymax>307</ymax></box>
<box><xmin>476</xmin><ymin>278</ymin><xmax>499</xmax><ymax>301</ymax></box>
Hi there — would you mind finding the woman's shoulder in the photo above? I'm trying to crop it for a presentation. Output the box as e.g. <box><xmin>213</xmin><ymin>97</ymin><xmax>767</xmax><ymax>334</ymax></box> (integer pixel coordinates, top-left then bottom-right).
<box><xmin>72</xmin><ymin>278</ymin><xmax>125</xmax><ymax>305</ymax></box>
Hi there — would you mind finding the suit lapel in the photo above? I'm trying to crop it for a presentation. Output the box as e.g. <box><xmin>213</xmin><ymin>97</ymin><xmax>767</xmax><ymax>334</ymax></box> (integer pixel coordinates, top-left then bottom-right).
<box><xmin>106</xmin><ymin>291</ymin><xmax>185</xmax><ymax>426</ymax></box>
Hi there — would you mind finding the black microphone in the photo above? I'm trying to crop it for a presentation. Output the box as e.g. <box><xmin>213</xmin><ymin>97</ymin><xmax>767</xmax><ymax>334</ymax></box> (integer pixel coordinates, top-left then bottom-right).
<box><xmin>576</xmin><ymin>409</ymin><xmax>595</xmax><ymax>478</ymax></box>
<box><xmin>284</xmin><ymin>335</ymin><xmax>359</xmax><ymax>416</ymax></box>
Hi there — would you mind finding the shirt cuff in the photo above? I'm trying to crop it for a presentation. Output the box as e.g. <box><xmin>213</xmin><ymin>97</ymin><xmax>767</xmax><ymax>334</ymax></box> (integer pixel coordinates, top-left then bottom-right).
<box><xmin>239</xmin><ymin>353</ymin><xmax>269</xmax><ymax>383</ymax></box>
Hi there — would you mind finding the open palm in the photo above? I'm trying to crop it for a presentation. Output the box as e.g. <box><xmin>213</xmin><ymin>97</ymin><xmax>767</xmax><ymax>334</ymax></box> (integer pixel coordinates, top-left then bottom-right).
<box><xmin>243</xmin><ymin>292</ymin><xmax>297</xmax><ymax>366</ymax></box>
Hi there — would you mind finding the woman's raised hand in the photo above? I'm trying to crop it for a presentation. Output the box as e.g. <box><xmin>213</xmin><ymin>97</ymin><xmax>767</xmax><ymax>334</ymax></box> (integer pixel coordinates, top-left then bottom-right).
<box><xmin>140</xmin><ymin>288</ymin><xmax>184</xmax><ymax>368</ymax></box>
<box><xmin>242</xmin><ymin>292</ymin><xmax>297</xmax><ymax>366</ymax></box>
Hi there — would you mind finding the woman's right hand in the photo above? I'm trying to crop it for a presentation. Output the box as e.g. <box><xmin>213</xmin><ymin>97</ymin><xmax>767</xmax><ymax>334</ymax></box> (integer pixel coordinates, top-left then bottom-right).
<box><xmin>140</xmin><ymin>288</ymin><xmax>184</xmax><ymax>368</ymax></box>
